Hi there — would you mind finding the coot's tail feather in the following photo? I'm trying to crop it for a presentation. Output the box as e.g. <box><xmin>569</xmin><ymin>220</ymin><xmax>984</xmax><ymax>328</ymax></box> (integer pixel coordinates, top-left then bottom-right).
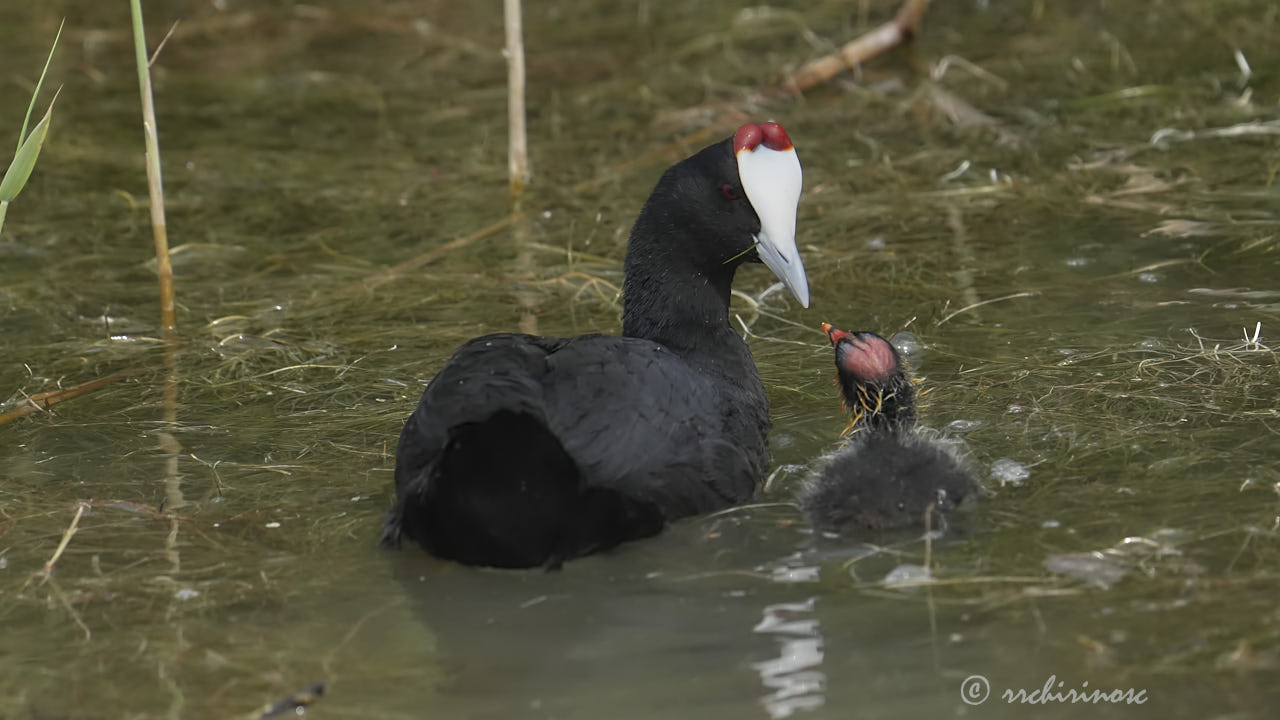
<box><xmin>384</xmin><ymin>410</ymin><xmax>664</xmax><ymax>568</ymax></box>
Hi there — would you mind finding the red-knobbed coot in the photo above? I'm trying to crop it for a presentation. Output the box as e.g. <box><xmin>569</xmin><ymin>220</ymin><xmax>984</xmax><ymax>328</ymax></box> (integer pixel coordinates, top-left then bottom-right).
<box><xmin>799</xmin><ymin>324</ymin><xmax>977</xmax><ymax>533</ymax></box>
<box><xmin>384</xmin><ymin>123</ymin><xmax>810</xmax><ymax>568</ymax></box>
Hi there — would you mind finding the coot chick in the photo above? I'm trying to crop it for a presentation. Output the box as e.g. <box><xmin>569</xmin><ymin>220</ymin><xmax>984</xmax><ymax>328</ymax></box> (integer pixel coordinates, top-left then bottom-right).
<box><xmin>799</xmin><ymin>324</ymin><xmax>977</xmax><ymax>533</ymax></box>
<box><xmin>385</xmin><ymin>123</ymin><xmax>810</xmax><ymax>569</ymax></box>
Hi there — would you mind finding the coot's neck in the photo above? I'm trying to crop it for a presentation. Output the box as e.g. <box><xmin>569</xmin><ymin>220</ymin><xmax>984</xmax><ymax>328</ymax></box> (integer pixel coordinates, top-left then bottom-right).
<box><xmin>621</xmin><ymin>236</ymin><xmax>742</xmax><ymax>359</ymax></box>
<box><xmin>619</xmin><ymin>166</ymin><xmax>770</xmax><ymax>454</ymax></box>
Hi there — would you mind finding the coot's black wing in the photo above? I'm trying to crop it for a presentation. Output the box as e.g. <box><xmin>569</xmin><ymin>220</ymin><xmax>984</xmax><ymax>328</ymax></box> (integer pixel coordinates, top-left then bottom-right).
<box><xmin>386</xmin><ymin>332</ymin><xmax>763</xmax><ymax>562</ymax></box>
<box><xmin>392</xmin><ymin>333</ymin><xmax>570</xmax><ymax>501</ymax></box>
<box><xmin>539</xmin><ymin>336</ymin><xmax>763</xmax><ymax>515</ymax></box>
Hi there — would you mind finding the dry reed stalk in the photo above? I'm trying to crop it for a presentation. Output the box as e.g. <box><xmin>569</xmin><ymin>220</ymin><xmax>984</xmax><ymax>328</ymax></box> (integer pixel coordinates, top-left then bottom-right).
<box><xmin>504</xmin><ymin>0</ymin><xmax>530</xmax><ymax>196</ymax></box>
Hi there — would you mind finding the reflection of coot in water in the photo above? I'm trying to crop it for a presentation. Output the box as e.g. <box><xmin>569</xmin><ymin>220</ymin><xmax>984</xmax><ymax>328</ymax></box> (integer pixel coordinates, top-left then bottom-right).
<box><xmin>799</xmin><ymin>324</ymin><xmax>978</xmax><ymax>533</ymax></box>
<box><xmin>383</xmin><ymin>123</ymin><xmax>810</xmax><ymax>569</ymax></box>
<box><xmin>383</xmin><ymin>542</ymin><xmax>820</xmax><ymax>719</ymax></box>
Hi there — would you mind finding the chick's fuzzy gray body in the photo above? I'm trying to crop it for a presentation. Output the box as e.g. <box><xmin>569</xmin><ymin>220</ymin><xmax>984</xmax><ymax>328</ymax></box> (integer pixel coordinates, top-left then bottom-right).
<box><xmin>800</xmin><ymin>426</ymin><xmax>976</xmax><ymax>532</ymax></box>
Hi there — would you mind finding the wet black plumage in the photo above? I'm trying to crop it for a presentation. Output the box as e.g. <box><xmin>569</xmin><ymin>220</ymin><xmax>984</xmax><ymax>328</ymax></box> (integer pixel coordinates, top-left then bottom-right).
<box><xmin>384</xmin><ymin>128</ymin><xmax>803</xmax><ymax>568</ymax></box>
<box><xmin>800</xmin><ymin>327</ymin><xmax>978</xmax><ymax>533</ymax></box>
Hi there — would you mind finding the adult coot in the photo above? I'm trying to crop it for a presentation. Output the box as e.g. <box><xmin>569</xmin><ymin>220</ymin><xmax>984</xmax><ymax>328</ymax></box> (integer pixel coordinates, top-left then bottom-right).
<box><xmin>384</xmin><ymin>123</ymin><xmax>809</xmax><ymax>568</ymax></box>
<box><xmin>799</xmin><ymin>324</ymin><xmax>977</xmax><ymax>533</ymax></box>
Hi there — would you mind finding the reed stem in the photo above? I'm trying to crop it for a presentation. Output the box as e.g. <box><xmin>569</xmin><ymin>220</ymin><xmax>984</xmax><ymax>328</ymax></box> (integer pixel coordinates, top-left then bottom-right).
<box><xmin>129</xmin><ymin>0</ymin><xmax>176</xmax><ymax>334</ymax></box>
<box><xmin>504</xmin><ymin>0</ymin><xmax>529</xmax><ymax>197</ymax></box>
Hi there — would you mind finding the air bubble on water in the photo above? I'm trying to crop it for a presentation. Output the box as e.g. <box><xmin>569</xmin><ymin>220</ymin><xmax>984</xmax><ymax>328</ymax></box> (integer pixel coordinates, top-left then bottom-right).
<box><xmin>991</xmin><ymin>458</ymin><xmax>1030</xmax><ymax>487</ymax></box>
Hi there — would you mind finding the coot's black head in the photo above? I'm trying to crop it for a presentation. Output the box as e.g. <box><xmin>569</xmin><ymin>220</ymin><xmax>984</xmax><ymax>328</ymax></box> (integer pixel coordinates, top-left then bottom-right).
<box><xmin>625</xmin><ymin>122</ymin><xmax>809</xmax><ymax>308</ymax></box>
<box><xmin>822</xmin><ymin>324</ymin><xmax>916</xmax><ymax>432</ymax></box>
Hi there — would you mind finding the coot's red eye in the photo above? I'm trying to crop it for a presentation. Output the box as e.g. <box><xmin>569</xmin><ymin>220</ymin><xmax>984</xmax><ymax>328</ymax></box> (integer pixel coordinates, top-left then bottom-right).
<box><xmin>720</xmin><ymin>184</ymin><xmax>741</xmax><ymax>200</ymax></box>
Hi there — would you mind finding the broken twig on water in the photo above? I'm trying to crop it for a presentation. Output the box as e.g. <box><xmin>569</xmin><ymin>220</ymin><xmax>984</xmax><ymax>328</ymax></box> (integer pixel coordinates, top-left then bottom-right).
<box><xmin>0</xmin><ymin>368</ymin><xmax>144</xmax><ymax>426</ymax></box>
<box><xmin>786</xmin><ymin>0</ymin><xmax>930</xmax><ymax>94</ymax></box>
<box><xmin>42</xmin><ymin>502</ymin><xmax>89</xmax><ymax>577</ymax></box>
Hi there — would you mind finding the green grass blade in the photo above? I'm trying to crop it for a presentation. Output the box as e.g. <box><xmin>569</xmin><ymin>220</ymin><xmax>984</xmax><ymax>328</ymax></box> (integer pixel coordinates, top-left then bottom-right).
<box><xmin>16</xmin><ymin>18</ymin><xmax>64</xmax><ymax>155</ymax></box>
<box><xmin>0</xmin><ymin>87</ymin><xmax>60</xmax><ymax>202</ymax></box>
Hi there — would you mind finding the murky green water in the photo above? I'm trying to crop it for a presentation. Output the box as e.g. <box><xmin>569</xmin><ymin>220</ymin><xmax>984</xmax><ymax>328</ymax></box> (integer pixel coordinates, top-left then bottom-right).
<box><xmin>3</xmin><ymin>1</ymin><xmax>1278</xmax><ymax>718</ymax></box>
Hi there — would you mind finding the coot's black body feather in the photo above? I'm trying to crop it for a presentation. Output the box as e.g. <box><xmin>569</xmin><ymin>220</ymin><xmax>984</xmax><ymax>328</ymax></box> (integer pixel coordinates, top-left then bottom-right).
<box><xmin>385</xmin><ymin>131</ymin><xmax>793</xmax><ymax>568</ymax></box>
<box><xmin>392</xmin><ymin>332</ymin><xmax>766</xmax><ymax>520</ymax></box>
